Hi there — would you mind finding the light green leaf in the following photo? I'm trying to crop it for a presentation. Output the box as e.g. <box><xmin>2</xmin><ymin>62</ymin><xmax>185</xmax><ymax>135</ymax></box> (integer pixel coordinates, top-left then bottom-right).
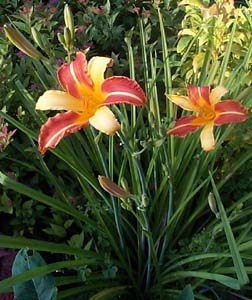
<box><xmin>179</xmin><ymin>0</ymin><xmax>205</xmax><ymax>8</ymax></box>
<box><xmin>193</xmin><ymin>52</ymin><xmax>205</xmax><ymax>73</ymax></box>
<box><xmin>105</xmin><ymin>0</ymin><xmax>111</xmax><ymax>15</ymax></box>
<box><xmin>177</xmin><ymin>36</ymin><xmax>193</xmax><ymax>53</ymax></box>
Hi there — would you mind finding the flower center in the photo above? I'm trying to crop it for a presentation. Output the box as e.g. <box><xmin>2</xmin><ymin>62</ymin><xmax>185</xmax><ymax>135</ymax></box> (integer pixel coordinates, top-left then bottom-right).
<box><xmin>199</xmin><ymin>105</ymin><xmax>216</xmax><ymax>121</ymax></box>
<box><xmin>78</xmin><ymin>85</ymin><xmax>104</xmax><ymax>117</ymax></box>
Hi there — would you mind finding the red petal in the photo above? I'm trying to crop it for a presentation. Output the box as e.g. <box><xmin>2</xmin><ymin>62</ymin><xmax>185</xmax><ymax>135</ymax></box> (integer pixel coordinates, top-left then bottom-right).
<box><xmin>168</xmin><ymin>115</ymin><xmax>202</xmax><ymax>137</ymax></box>
<box><xmin>214</xmin><ymin>100</ymin><xmax>248</xmax><ymax>125</ymax></box>
<box><xmin>58</xmin><ymin>52</ymin><xmax>93</xmax><ymax>98</ymax></box>
<box><xmin>102</xmin><ymin>76</ymin><xmax>146</xmax><ymax>106</ymax></box>
<box><xmin>187</xmin><ymin>85</ymin><xmax>210</xmax><ymax>106</ymax></box>
<box><xmin>39</xmin><ymin>111</ymin><xmax>88</xmax><ymax>154</ymax></box>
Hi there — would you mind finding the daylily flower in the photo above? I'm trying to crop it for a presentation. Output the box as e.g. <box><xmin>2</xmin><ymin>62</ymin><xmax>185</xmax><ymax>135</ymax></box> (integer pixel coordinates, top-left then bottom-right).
<box><xmin>36</xmin><ymin>52</ymin><xmax>146</xmax><ymax>154</ymax></box>
<box><xmin>166</xmin><ymin>85</ymin><xmax>248</xmax><ymax>151</ymax></box>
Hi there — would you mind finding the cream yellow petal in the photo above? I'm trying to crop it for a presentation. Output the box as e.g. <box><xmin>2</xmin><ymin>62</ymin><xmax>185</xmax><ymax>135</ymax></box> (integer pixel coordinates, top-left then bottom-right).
<box><xmin>210</xmin><ymin>86</ymin><xmax>228</xmax><ymax>105</ymax></box>
<box><xmin>36</xmin><ymin>90</ymin><xmax>85</xmax><ymax>112</ymax></box>
<box><xmin>165</xmin><ymin>94</ymin><xmax>198</xmax><ymax>112</ymax></box>
<box><xmin>88</xmin><ymin>56</ymin><xmax>113</xmax><ymax>89</ymax></box>
<box><xmin>89</xmin><ymin>106</ymin><xmax>120</xmax><ymax>135</ymax></box>
<box><xmin>200</xmin><ymin>121</ymin><xmax>215</xmax><ymax>152</ymax></box>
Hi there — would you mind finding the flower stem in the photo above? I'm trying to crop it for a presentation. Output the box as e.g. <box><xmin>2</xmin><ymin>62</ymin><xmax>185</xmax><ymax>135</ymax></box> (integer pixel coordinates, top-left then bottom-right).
<box><xmin>117</xmin><ymin>130</ymin><xmax>152</xmax><ymax>297</ymax></box>
<box><xmin>90</xmin><ymin>128</ymin><xmax>125</xmax><ymax>252</ymax></box>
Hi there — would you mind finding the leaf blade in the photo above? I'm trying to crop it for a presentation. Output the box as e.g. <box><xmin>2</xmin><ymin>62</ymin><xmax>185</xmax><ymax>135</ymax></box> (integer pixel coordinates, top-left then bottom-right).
<box><xmin>209</xmin><ymin>171</ymin><xmax>249</xmax><ymax>286</ymax></box>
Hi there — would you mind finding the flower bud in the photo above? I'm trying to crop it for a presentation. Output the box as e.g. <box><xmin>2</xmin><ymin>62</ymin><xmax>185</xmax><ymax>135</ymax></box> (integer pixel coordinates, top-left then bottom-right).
<box><xmin>64</xmin><ymin>27</ymin><xmax>72</xmax><ymax>49</ymax></box>
<box><xmin>4</xmin><ymin>24</ymin><xmax>47</xmax><ymax>61</ymax></box>
<box><xmin>98</xmin><ymin>176</ymin><xmax>130</xmax><ymax>199</ymax></box>
<box><xmin>142</xmin><ymin>194</ymin><xmax>149</xmax><ymax>208</ymax></box>
<box><xmin>64</xmin><ymin>4</ymin><xmax>75</xmax><ymax>39</ymax></box>
<box><xmin>57</xmin><ymin>32</ymin><xmax>66</xmax><ymax>47</ymax></box>
<box><xmin>208</xmin><ymin>192</ymin><xmax>220</xmax><ymax>218</ymax></box>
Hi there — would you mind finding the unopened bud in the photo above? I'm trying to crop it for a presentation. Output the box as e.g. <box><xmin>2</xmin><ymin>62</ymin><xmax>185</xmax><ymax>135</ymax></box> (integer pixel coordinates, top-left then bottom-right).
<box><xmin>64</xmin><ymin>27</ymin><xmax>72</xmax><ymax>49</ymax></box>
<box><xmin>124</xmin><ymin>28</ymin><xmax>134</xmax><ymax>46</ymax></box>
<box><xmin>98</xmin><ymin>176</ymin><xmax>130</xmax><ymax>199</ymax></box>
<box><xmin>142</xmin><ymin>194</ymin><xmax>149</xmax><ymax>208</ymax></box>
<box><xmin>57</xmin><ymin>32</ymin><xmax>66</xmax><ymax>47</ymax></box>
<box><xmin>121</xmin><ymin>199</ymin><xmax>132</xmax><ymax>211</ymax></box>
<box><xmin>4</xmin><ymin>24</ymin><xmax>47</xmax><ymax>61</ymax></box>
<box><xmin>208</xmin><ymin>192</ymin><xmax>220</xmax><ymax>218</ymax></box>
<box><xmin>64</xmin><ymin>4</ymin><xmax>75</xmax><ymax>39</ymax></box>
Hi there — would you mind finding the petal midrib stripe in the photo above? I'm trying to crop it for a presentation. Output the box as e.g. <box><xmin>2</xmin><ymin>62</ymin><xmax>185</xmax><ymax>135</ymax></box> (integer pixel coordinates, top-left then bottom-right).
<box><xmin>70</xmin><ymin>63</ymin><xmax>80</xmax><ymax>84</ymax></box>
<box><xmin>169</xmin><ymin>122</ymin><xmax>200</xmax><ymax>132</ymax></box>
<box><xmin>45</xmin><ymin>123</ymin><xmax>81</xmax><ymax>149</ymax></box>
<box><xmin>218</xmin><ymin>111</ymin><xmax>245</xmax><ymax>115</ymax></box>
<box><xmin>107</xmin><ymin>91</ymin><xmax>144</xmax><ymax>103</ymax></box>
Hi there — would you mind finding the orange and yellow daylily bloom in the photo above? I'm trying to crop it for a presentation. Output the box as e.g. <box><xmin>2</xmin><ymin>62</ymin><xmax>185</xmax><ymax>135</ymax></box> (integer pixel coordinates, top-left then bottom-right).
<box><xmin>36</xmin><ymin>52</ymin><xmax>146</xmax><ymax>153</ymax></box>
<box><xmin>166</xmin><ymin>85</ymin><xmax>248</xmax><ymax>151</ymax></box>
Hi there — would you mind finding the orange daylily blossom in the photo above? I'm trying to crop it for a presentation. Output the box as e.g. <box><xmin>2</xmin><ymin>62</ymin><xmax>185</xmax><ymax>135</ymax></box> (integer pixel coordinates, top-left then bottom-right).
<box><xmin>166</xmin><ymin>85</ymin><xmax>248</xmax><ymax>151</ymax></box>
<box><xmin>36</xmin><ymin>52</ymin><xmax>146</xmax><ymax>153</ymax></box>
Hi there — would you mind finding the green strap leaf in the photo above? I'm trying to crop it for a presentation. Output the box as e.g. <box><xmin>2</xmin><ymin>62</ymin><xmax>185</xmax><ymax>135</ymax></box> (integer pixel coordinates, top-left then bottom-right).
<box><xmin>0</xmin><ymin>234</ymin><xmax>101</xmax><ymax>258</ymax></box>
<box><xmin>218</xmin><ymin>20</ymin><xmax>237</xmax><ymax>86</ymax></box>
<box><xmin>162</xmin><ymin>270</ymin><xmax>241</xmax><ymax>290</ymax></box>
<box><xmin>0</xmin><ymin>171</ymin><xmax>99</xmax><ymax>229</ymax></box>
<box><xmin>0</xmin><ymin>257</ymin><xmax>101</xmax><ymax>293</ymax></box>
<box><xmin>209</xmin><ymin>171</ymin><xmax>249</xmax><ymax>286</ymax></box>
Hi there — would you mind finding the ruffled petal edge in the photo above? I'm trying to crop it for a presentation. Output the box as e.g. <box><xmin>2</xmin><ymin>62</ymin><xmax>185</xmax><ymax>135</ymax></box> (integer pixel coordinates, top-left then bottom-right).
<box><xmin>102</xmin><ymin>76</ymin><xmax>146</xmax><ymax>106</ymax></box>
<box><xmin>214</xmin><ymin>100</ymin><xmax>248</xmax><ymax>125</ymax></box>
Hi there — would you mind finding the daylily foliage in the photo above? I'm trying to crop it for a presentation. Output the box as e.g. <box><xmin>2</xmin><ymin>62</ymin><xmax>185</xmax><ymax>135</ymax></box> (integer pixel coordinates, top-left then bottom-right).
<box><xmin>166</xmin><ymin>85</ymin><xmax>248</xmax><ymax>151</ymax></box>
<box><xmin>36</xmin><ymin>52</ymin><xmax>146</xmax><ymax>153</ymax></box>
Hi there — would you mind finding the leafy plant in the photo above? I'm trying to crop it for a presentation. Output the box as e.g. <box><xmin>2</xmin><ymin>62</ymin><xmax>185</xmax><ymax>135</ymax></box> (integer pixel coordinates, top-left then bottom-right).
<box><xmin>175</xmin><ymin>0</ymin><xmax>252</xmax><ymax>84</ymax></box>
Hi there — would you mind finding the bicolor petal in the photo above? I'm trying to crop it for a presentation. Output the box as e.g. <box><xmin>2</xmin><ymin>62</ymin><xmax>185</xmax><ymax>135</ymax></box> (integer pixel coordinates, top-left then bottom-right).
<box><xmin>210</xmin><ymin>86</ymin><xmax>228</xmax><ymax>105</ymax></box>
<box><xmin>166</xmin><ymin>94</ymin><xmax>198</xmax><ymax>112</ymax></box>
<box><xmin>36</xmin><ymin>90</ymin><xmax>85</xmax><ymax>112</ymax></box>
<box><xmin>38</xmin><ymin>111</ymin><xmax>89</xmax><ymax>154</ymax></box>
<box><xmin>168</xmin><ymin>115</ymin><xmax>202</xmax><ymax>137</ymax></box>
<box><xmin>167</xmin><ymin>84</ymin><xmax>248</xmax><ymax>152</ymax></box>
<box><xmin>88</xmin><ymin>56</ymin><xmax>113</xmax><ymax>90</ymax></box>
<box><xmin>102</xmin><ymin>76</ymin><xmax>146</xmax><ymax>106</ymax></box>
<box><xmin>214</xmin><ymin>100</ymin><xmax>248</xmax><ymax>125</ymax></box>
<box><xmin>187</xmin><ymin>85</ymin><xmax>211</xmax><ymax>107</ymax></box>
<box><xmin>58</xmin><ymin>52</ymin><xmax>93</xmax><ymax>98</ymax></box>
<box><xmin>200</xmin><ymin>121</ymin><xmax>215</xmax><ymax>152</ymax></box>
<box><xmin>89</xmin><ymin>106</ymin><xmax>121</xmax><ymax>135</ymax></box>
<box><xmin>36</xmin><ymin>51</ymin><xmax>147</xmax><ymax>153</ymax></box>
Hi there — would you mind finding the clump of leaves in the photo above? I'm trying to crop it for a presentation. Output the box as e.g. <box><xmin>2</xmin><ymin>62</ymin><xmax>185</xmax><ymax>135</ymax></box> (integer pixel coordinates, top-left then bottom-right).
<box><xmin>176</xmin><ymin>0</ymin><xmax>252</xmax><ymax>83</ymax></box>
